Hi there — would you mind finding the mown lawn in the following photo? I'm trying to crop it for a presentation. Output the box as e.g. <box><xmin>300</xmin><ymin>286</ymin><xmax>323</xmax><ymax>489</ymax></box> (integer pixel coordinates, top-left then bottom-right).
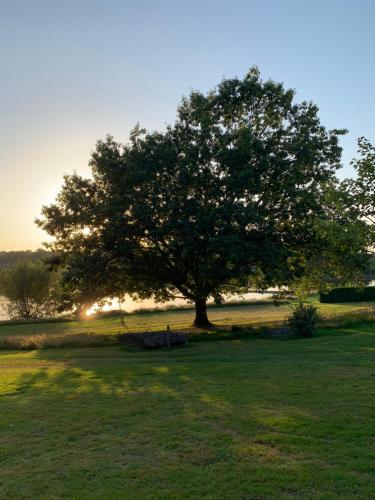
<box><xmin>0</xmin><ymin>300</ymin><xmax>372</xmax><ymax>338</ymax></box>
<box><xmin>1</xmin><ymin>321</ymin><xmax>375</xmax><ymax>498</ymax></box>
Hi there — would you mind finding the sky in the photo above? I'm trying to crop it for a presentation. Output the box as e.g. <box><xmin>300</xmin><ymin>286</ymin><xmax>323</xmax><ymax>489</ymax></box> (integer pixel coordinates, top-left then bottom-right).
<box><xmin>0</xmin><ymin>0</ymin><xmax>374</xmax><ymax>251</ymax></box>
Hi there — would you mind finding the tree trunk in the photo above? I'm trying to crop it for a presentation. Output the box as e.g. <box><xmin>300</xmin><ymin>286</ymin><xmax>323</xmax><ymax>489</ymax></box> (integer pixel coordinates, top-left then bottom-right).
<box><xmin>193</xmin><ymin>297</ymin><xmax>212</xmax><ymax>328</ymax></box>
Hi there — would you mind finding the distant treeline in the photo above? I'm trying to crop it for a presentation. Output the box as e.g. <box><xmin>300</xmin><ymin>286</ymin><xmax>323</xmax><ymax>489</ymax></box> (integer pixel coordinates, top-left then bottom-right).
<box><xmin>0</xmin><ymin>249</ymin><xmax>52</xmax><ymax>268</ymax></box>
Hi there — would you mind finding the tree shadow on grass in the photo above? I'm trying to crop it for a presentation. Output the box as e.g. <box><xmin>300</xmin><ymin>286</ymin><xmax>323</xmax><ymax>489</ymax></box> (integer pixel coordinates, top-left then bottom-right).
<box><xmin>2</xmin><ymin>335</ymin><xmax>375</xmax><ymax>498</ymax></box>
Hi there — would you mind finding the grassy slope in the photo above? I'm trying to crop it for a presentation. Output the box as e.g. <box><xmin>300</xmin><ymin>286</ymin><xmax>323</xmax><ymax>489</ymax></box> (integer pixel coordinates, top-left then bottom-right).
<box><xmin>1</xmin><ymin>322</ymin><xmax>375</xmax><ymax>498</ymax></box>
<box><xmin>0</xmin><ymin>300</ymin><xmax>373</xmax><ymax>338</ymax></box>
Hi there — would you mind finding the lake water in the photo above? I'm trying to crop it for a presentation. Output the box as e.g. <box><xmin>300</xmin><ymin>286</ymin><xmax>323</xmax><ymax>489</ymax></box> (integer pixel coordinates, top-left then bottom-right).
<box><xmin>85</xmin><ymin>292</ymin><xmax>275</xmax><ymax>316</ymax></box>
<box><xmin>0</xmin><ymin>292</ymin><xmax>275</xmax><ymax>320</ymax></box>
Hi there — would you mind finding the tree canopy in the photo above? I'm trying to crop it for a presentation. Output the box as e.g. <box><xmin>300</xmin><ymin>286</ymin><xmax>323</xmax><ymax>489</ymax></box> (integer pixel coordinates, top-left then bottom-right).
<box><xmin>344</xmin><ymin>137</ymin><xmax>375</xmax><ymax>226</ymax></box>
<box><xmin>37</xmin><ymin>68</ymin><xmax>368</xmax><ymax>326</ymax></box>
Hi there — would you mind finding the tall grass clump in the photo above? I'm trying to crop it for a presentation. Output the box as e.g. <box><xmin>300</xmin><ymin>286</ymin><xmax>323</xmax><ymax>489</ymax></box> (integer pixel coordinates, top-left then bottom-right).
<box><xmin>0</xmin><ymin>333</ymin><xmax>117</xmax><ymax>350</ymax></box>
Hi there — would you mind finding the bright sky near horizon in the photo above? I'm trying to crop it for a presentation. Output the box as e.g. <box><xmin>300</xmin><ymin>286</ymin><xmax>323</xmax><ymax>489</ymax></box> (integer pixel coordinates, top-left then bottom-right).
<box><xmin>0</xmin><ymin>0</ymin><xmax>374</xmax><ymax>251</ymax></box>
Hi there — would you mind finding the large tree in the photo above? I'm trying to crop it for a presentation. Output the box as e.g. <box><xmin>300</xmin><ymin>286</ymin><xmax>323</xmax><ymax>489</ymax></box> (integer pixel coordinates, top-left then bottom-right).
<box><xmin>38</xmin><ymin>68</ymin><xmax>354</xmax><ymax>326</ymax></box>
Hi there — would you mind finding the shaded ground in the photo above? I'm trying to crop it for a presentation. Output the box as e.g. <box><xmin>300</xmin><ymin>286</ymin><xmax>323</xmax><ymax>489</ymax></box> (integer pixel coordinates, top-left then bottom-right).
<box><xmin>1</xmin><ymin>321</ymin><xmax>375</xmax><ymax>498</ymax></box>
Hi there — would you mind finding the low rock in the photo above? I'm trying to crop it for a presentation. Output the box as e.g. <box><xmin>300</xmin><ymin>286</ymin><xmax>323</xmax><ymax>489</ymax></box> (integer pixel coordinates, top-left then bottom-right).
<box><xmin>261</xmin><ymin>326</ymin><xmax>292</xmax><ymax>338</ymax></box>
<box><xmin>118</xmin><ymin>331</ymin><xmax>187</xmax><ymax>349</ymax></box>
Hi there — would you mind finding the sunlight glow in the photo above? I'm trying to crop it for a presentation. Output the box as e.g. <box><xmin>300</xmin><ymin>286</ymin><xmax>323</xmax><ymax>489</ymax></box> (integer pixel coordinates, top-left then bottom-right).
<box><xmin>85</xmin><ymin>302</ymin><xmax>115</xmax><ymax>316</ymax></box>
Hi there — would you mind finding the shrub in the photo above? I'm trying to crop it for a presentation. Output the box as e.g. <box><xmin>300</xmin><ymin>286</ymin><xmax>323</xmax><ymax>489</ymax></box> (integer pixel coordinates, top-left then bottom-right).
<box><xmin>231</xmin><ymin>325</ymin><xmax>243</xmax><ymax>332</ymax></box>
<box><xmin>320</xmin><ymin>286</ymin><xmax>375</xmax><ymax>303</ymax></box>
<box><xmin>287</xmin><ymin>302</ymin><xmax>319</xmax><ymax>337</ymax></box>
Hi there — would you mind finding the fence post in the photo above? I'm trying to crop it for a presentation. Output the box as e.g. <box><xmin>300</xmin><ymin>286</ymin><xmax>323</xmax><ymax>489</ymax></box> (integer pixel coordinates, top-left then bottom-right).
<box><xmin>166</xmin><ymin>324</ymin><xmax>171</xmax><ymax>349</ymax></box>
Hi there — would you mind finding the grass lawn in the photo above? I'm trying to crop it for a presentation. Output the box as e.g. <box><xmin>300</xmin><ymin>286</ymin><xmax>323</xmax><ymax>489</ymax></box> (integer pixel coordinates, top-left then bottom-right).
<box><xmin>1</xmin><ymin>320</ymin><xmax>375</xmax><ymax>498</ymax></box>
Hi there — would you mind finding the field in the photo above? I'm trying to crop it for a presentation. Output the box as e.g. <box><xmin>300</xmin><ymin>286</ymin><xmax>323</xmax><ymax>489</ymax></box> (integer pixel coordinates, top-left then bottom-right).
<box><xmin>0</xmin><ymin>299</ymin><xmax>373</xmax><ymax>339</ymax></box>
<box><xmin>1</xmin><ymin>315</ymin><xmax>375</xmax><ymax>498</ymax></box>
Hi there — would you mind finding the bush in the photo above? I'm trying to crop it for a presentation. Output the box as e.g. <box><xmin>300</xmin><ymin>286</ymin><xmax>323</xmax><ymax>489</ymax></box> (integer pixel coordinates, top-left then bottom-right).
<box><xmin>287</xmin><ymin>302</ymin><xmax>319</xmax><ymax>337</ymax></box>
<box><xmin>320</xmin><ymin>286</ymin><xmax>375</xmax><ymax>303</ymax></box>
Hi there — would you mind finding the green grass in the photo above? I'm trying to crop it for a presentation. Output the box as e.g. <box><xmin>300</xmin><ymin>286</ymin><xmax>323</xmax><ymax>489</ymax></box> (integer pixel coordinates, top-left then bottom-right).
<box><xmin>1</xmin><ymin>321</ymin><xmax>375</xmax><ymax>498</ymax></box>
<box><xmin>0</xmin><ymin>299</ymin><xmax>373</xmax><ymax>339</ymax></box>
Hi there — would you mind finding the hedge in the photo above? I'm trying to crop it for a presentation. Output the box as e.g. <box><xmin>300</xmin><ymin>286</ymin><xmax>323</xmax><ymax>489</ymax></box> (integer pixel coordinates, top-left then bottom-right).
<box><xmin>320</xmin><ymin>286</ymin><xmax>375</xmax><ymax>303</ymax></box>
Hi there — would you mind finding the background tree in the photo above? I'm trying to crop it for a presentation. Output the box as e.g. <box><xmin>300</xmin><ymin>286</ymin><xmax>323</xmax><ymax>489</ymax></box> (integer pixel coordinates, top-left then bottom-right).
<box><xmin>0</xmin><ymin>260</ymin><xmax>58</xmax><ymax>320</ymax></box>
<box><xmin>347</xmin><ymin>137</ymin><xmax>375</xmax><ymax>225</ymax></box>
<box><xmin>337</xmin><ymin>138</ymin><xmax>375</xmax><ymax>282</ymax></box>
<box><xmin>290</xmin><ymin>176</ymin><xmax>372</xmax><ymax>297</ymax></box>
<box><xmin>275</xmin><ymin>138</ymin><xmax>374</xmax><ymax>299</ymax></box>
<box><xmin>38</xmin><ymin>68</ymin><xmax>356</xmax><ymax>326</ymax></box>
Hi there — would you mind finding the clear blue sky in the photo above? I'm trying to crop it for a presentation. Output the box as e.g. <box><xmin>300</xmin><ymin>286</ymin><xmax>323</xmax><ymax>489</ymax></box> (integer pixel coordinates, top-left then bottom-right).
<box><xmin>1</xmin><ymin>0</ymin><xmax>374</xmax><ymax>250</ymax></box>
